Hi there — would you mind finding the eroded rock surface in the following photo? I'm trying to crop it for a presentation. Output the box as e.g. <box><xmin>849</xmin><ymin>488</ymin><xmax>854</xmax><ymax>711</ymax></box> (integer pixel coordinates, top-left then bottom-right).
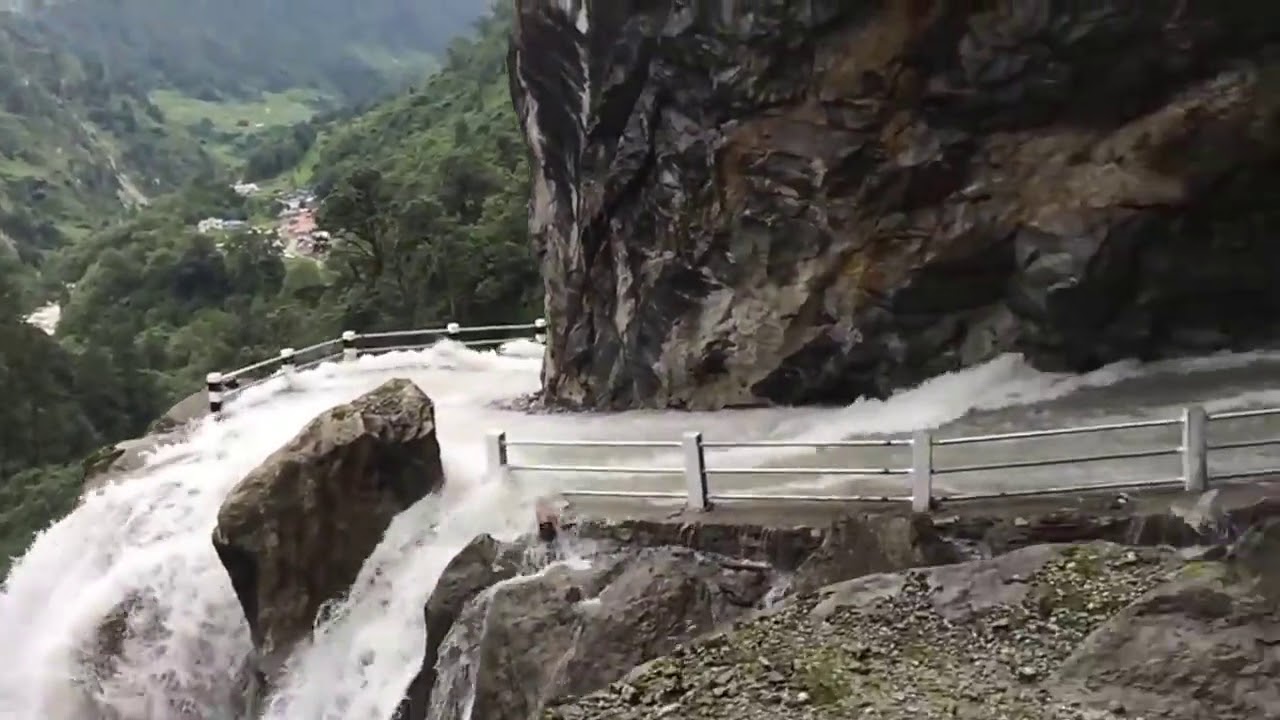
<box><xmin>396</xmin><ymin>534</ymin><xmax>530</xmax><ymax>720</ymax></box>
<box><xmin>421</xmin><ymin>542</ymin><xmax>778</xmax><ymax>720</ymax></box>
<box><xmin>790</xmin><ymin>512</ymin><xmax>964</xmax><ymax>594</ymax></box>
<box><xmin>80</xmin><ymin>432</ymin><xmax>192</xmax><ymax>495</ymax></box>
<box><xmin>212</xmin><ymin>378</ymin><xmax>444</xmax><ymax>684</ymax></box>
<box><xmin>511</xmin><ymin>0</ymin><xmax>1280</xmax><ymax>409</ymax></box>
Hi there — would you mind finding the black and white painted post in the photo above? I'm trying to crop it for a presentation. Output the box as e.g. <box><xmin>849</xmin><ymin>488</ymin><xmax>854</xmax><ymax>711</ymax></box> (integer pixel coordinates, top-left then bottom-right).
<box><xmin>447</xmin><ymin>322</ymin><xmax>461</xmax><ymax>339</ymax></box>
<box><xmin>341</xmin><ymin>330</ymin><xmax>358</xmax><ymax>362</ymax></box>
<box><xmin>279</xmin><ymin>347</ymin><xmax>296</xmax><ymax>383</ymax></box>
<box><xmin>206</xmin><ymin>372</ymin><xmax>224</xmax><ymax>416</ymax></box>
<box><xmin>534</xmin><ymin>317</ymin><xmax>547</xmax><ymax>344</ymax></box>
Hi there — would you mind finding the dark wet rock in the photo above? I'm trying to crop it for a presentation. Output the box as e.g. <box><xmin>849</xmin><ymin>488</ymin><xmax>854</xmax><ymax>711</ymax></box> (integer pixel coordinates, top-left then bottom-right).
<box><xmin>395</xmin><ymin>534</ymin><xmax>529</xmax><ymax>720</ymax></box>
<box><xmin>428</xmin><ymin>545</ymin><xmax>779</xmax><ymax>720</ymax></box>
<box><xmin>791</xmin><ymin>513</ymin><xmax>965</xmax><ymax>595</ymax></box>
<box><xmin>212</xmin><ymin>378</ymin><xmax>444</xmax><ymax>685</ymax></box>
<box><xmin>148</xmin><ymin>388</ymin><xmax>210</xmax><ymax>434</ymax></box>
<box><xmin>511</xmin><ymin>0</ymin><xmax>1280</xmax><ymax>410</ymax></box>
<box><xmin>81</xmin><ymin>443</ymin><xmax>129</xmax><ymax>487</ymax></box>
<box><xmin>80</xmin><ymin>431</ymin><xmax>192</xmax><ymax>495</ymax></box>
<box><xmin>542</xmin><ymin>517</ymin><xmax>1280</xmax><ymax>720</ymax></box>
<box><xmin>572</xmin><ymin>517</ymin><xmax>826</xmax><ymax>571</ymax></box>
<box><xmin>408</xmin><ymin>495</ymin><xmax>1280</xmax><ymax>720</ymax></box>
<box><xmin>565</xmin><ymin>493</ymin><xmax>1280</xmax><ymax>586</ymax></box>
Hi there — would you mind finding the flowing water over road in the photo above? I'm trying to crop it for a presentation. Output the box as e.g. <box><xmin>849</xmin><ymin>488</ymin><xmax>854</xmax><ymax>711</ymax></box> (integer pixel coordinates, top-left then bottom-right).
<box><xmin>1</xmin><ymin>341</ymin><xmax>1278</xmax><ymax>719</ymax></box>
<box><xmin>506</xmin><ymin>350</ymin><xmax>1280</xmax><ymax>505</ymax></box>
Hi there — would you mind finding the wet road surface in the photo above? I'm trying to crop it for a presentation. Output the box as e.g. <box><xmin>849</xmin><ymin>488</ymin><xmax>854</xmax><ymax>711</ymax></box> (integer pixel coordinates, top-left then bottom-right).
<box><xmin>506</xmin><ymin>354</ymin><xmax>1280</xmax><ymax>507</ymax></box>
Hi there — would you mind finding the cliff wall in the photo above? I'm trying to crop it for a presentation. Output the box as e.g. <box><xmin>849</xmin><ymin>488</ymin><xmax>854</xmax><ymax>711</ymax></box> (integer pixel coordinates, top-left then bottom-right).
<box><xmin>510</xmin><ymin>0</ymin><xmax>1280</xmax><ymax>410</ymax></box>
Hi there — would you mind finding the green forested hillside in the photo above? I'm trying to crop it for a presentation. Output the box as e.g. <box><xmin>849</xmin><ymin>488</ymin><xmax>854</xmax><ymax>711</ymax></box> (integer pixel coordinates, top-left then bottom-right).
<box><xmin>29</xmin><ymin>0</ymin><xmax>486</xmax><ymax>103</ymax></box>
<box><xmin>300</xmin><ymin>7</ymin><xmax>537</xmax><ymax>332</ymax></box>
<box><xmin>0</xmin><ymin>16</ymin><xmax>215</xmax><ymax>272</ymax></box>
<box><xmin>0</xmin><ymin>0</ymin><xmax>493</xmax><ymax>287</ymax></box>
<box><xmin>0</xmin><ymin>248</ymin><xmax>104</xmax><ymax>564</ymax></box>
<box><xmin>0</xmin><ymin>3</ymin><xmax>538</xmax><ymax>575</ymax></box>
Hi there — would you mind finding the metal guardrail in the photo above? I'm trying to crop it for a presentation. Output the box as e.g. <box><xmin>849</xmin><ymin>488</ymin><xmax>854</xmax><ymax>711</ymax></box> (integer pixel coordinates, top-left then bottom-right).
<box><xmin>204</xmin><ymin>319</ymin><xmax>546</xmax><ymax>412</ymax></box>
<box><xmin>201</xmin><ymin>320</ymin><xmax>1280</xmax><ymax>512</ymax></box>
<box><xmin>485</xmin><ymin>405</ymin><xmax>1280</xmax><ymax>512</ymax></box>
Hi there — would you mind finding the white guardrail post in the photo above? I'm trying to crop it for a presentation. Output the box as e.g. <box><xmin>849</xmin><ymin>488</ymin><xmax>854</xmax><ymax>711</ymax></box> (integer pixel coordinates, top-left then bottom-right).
<box><xmin>279</xmin><ymin>347</ymin><xmax>296</xmax><ymax>379</ymax></box>
<box><xmin>206</xmin><ymin>372</ymin><xmax>224</xmax><ymax>416</ymax></box>
<box><xmin>486</xmin><ymin>430</ymin><xmax>511</xmax><ymax>485</ymax></box>
<box><xmin>911</xmin><ymin>429</ymin><xmax>933</xmax><ymax>512</ymax></box>
<box><xmin>447</xmin><ymin>322</ymin><xmax>460</xmax><ymax>338</ymax></box>
<box><xmin>682</xmin><ymin>431</ymin><xmax>710</xmax><ymax>511</ymax></box>
<box><xmin>341</xmin><ymin>331</ymin><xmax>359</xmax><ymax>362</ymax></box>
<box><xmin>1182</xmin><ymin>405</ymin><xmax>1208</xmax><ymax>492</ymax></box>
<box><xmin>534</xmin><ymin>317</ymin><xmax>547</xmax><ymax>343</ymax></box>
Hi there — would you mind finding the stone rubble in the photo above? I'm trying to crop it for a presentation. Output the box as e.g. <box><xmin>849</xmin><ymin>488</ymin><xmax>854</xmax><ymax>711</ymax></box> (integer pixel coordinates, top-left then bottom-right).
<box><xmin>543</xmin><ymin>543</ymin><xmax>1186</xmax><ymax>720</ymax></box>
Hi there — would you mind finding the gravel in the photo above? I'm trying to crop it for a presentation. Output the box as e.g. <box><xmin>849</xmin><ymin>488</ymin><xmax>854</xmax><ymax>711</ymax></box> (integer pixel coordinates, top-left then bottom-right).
<box><xmin>542</xmin><ymin>543</ymin><xmax>1180</xmax><ymax>720</ymax></box>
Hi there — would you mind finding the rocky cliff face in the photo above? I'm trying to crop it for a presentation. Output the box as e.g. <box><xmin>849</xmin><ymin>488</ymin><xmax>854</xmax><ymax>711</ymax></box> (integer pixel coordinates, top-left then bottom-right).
<box><xmin>510</xmin><ymin>0</ymin><xmax>1280</xmax><ymax>410</ymax></box>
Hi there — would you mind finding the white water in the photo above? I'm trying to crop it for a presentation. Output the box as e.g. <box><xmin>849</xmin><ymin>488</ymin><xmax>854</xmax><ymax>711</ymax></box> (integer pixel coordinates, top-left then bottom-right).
<box><xmin>24</xmin><ymin>302</ymin><xmax>60</xmax><ymax>335</ymax></box>
<box><xmin>1</xmin><ymin>341</ymin><xmax>1278</xmax><ymax>720</ymax></box>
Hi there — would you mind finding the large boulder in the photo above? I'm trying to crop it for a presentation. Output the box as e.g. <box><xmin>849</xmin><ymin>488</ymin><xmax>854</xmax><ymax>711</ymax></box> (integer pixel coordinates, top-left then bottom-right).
<box><xmin>511</xmin><ymin>0</ymin><xmax>1280</xmax><ymax>409</ymax></box>
<box><xmin>212</xmin><ymin>378</ymin><xmax>445</xmax><ymax>683</ymax></box>
<box><xmin>149</xmin><ymin>388</ymin><xmax>210</xmax><ymax>434</ymax></box>
<box><xmin>395</xmin><ymin>534</ymin><xmax>529</xmax><ymax>720</ymax></box>
<box><xmin>1054</xmin><ymin>519</ymin><xmax>1280</xmax><ymax>718</ymax></box>
<box><xmin>428</xmin><ymin>545</ymin><xmax>778</xmax><ymax>720</ymax></box>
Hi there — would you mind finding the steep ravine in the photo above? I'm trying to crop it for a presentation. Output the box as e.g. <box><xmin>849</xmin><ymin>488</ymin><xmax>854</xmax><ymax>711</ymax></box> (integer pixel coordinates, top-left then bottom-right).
<box><xmin>510</xmin><ymin>0</ymin><xmax>1280</xmax><ymax>411</ymax></box>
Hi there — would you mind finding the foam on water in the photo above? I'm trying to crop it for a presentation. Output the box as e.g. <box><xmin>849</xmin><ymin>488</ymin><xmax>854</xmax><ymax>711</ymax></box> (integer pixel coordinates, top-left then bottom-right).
<box><xmin>1</xmin><ymin>340</ymin><xmax>1277</xmax><ymax>719</ymax></box>
<box><xmin>0</xmin><ymin>342</ymin><xmax>543</xmax><ymax>720</ymax></box>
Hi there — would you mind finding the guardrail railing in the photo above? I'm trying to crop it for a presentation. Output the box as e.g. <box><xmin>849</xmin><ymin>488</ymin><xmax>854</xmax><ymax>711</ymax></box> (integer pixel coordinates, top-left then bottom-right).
<box><xmin>202</xmin><ymin>323</ymin><xmax>1280</xmax><ymax>512</ymax></box>
<box><xmin>485</xmin><ymin>405</ymin><xmax>1280</xmax><ymax>512</ymax></box>
<box><xmin>204</xmin><ymin>319</ymin><xmax>546</xmax><ymax>412</ymax></box>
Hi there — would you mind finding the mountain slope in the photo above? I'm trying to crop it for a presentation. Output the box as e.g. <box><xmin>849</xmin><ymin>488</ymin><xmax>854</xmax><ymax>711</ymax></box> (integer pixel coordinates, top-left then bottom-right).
<box><xmin>0</xmin><ymin>0</ymin><xmax>491</xmax><ymax>271</ymax></box>
<box><xmin>0</xmin><ymin>15</ymin><xmax>214</xmax><ymax>264</ymax></box>
<box><xmin>27</xmin><ymin>0</ymin><xmax>489</xmax><ymax>103</ymax></box>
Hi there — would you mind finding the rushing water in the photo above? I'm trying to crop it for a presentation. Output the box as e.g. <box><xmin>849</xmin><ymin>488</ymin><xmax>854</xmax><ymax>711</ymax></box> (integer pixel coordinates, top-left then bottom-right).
<box><xmin>1</xmin><ymin>340</ymin><xmax>1279</xmax><ymax>719</ymax></box>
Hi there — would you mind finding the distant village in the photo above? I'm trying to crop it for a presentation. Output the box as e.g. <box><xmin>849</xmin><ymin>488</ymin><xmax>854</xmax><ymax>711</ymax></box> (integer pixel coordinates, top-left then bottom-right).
<box><xmin>195</xmin><ymin>181</ymin><xmax>332</xmax><ymax>261</ymax></box>
<box><xmin>27</xmin><ymin>182</ymin><xmax>334</xmax><ymax>336</ymax></box>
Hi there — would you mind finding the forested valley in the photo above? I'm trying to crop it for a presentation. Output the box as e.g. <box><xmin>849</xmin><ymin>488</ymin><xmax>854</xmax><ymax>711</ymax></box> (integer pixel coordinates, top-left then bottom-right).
<box><xmin>0</xmin><ymin>2</ymin><xmax>537</xmax><ymax>571</ymax></box>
